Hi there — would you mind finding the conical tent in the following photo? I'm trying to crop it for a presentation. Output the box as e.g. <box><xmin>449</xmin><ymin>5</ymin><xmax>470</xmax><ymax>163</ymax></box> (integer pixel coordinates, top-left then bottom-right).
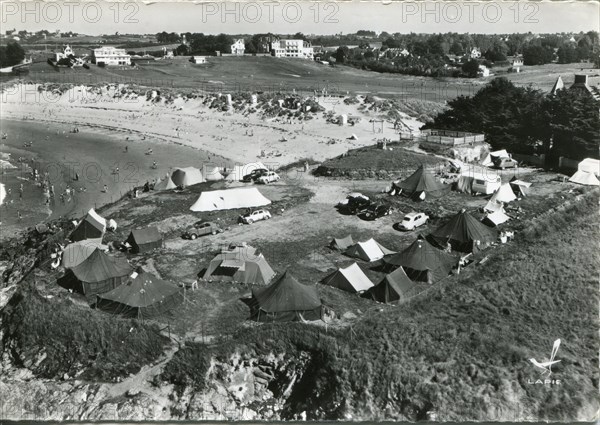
<box><xmin>190</xmin><ymin>188</ymin><xmax>271</xmax><ymax>212</ymax></box>
<box><xmin>569</xmin><ymin>170</ymin><xmax>600</xmax><ymax>186</ymax></box>
<box><xmin>384</xmin><ymin>237</ymin><xmax>456</xmax><ymax>283</ymax></box>
<box><xmin>59</xmin><ymin>248</ymin><xmax>132</xmax><ymax>299</ymax></box>
<box><xmin>329</xmin><ymin>235</ymin><xmax>354</xmax><ymax>251</ymax></box>
<box><xmin>364</xmin><ymin>267</ymin><xmax>416</xmax><ymax>304</ymax></box>
<box><xmin>70</xmin><ymin>208</ymin><xmax>106</xmax><ymax>243</ymax></box>
<box><xmin>96</xmin><ymin>270</ymin><xmax>183</xmax><ymax>319</ymax></box>
<box><xmin>429</xmin><ymin>210</ymin><xmax>498</xmax><ymax>253</ymax></box>
<box><xmin>203</xmin><ymin>165</ymin><xmax>224</xmax><ymax>181</ymax></box>
<box><xmin>171</xmin><ymin>167</ymin><xmax>205</xmax><ymax>187</ymax></box>
<box><xmin>203</xmin><ymin>245</ymin><xmax>275</xmax><ymax>285</ymax></box>
<box><xmin>321</xmin><ymin>263</ymin><xmax>374</xmax><ymax>293</ymax></box>
<box><xmin>249</xmin><ymin>271</ymin><xmax>322</xmax><ymax>322</ymax></box>
<box><xmin>489</xmin><ymin>183</ymin><xmax>517</xmax><ymax>204</ymax></box>
<box><xmin>391</xmin><ymin>165</ymin><xmax>450</xmax><ymax>199</ymax></box>
<box><xmin>154</xmin><ymin>175</ymin><xmax>177</xmax><ymax>190</ymax></box>
<box><xmin>62</xmin><ymin>240</ymin><xmax>108</xmax><ymax>269</ymax></box>
<box><xmin>126</xmin><ymin>227</ymin><xmax>163</xmax><ymax>254</ymax></box>
<box><xmin>345</xmin><ymin>238</ymin><xmax>395</xmax><ymax>262</ymax></box>
<box><xmin>483</xmin><ymin>199</ymin><xmax>505</xmax><ymax>214</ymax></box>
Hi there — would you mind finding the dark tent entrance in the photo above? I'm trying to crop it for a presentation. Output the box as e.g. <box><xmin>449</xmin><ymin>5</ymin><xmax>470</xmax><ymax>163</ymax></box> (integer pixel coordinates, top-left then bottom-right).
<box><xmin>364</xmin><ymin>267</ymin><xmax>416</xmax><ymax>304</ymax></box>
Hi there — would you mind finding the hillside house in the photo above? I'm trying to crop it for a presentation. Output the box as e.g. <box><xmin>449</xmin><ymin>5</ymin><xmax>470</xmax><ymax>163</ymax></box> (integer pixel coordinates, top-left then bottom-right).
<box><xmin>90</xmin><ymin>46</ymin><xmax>131</xmax><ymax>66</ymax></box>
<box><xmin>230</xmin><ymin>39</ymin><xmax>245</xmax><ymax>55</ymax></box>
<box><xmin>271</xmin><ymin>39</ymin><xmax>314</xmax><ymax>59</ymax></box>
<box><xmin>470</xmin><ymin>47</ymin><xmax>482</xmax><ymax>59</ymax></box>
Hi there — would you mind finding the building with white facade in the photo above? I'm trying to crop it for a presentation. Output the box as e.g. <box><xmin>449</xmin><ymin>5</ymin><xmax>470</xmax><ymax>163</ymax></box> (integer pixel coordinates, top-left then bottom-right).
<box><xmin>477</xmin><ymin>65</ymin><xmax>490</xmax><ymax>77</ymax></box>
<box><xmin>470</xmin><ymin>47</ymin><xmax>482</xmax><ymax>59</ymax></box>
<box><xmin>90</xmin><ymin>46</ymin><xmax>131</xmax><ymax>66</ymax></box>
<box><xmin>270</xmin><ymin>39</ymin><xmax>314</xmax><ymax>59</ymax></box>
<box><xmin>190</xmin><ymin>56</ymin><xmax>207</xmax><ymax>64</ymax></box>
<box><xmin>55</xmin><ymin>45</ymin><xmax>74</xmax><ymax>61</ymax></box>
<box><xmin>230</xmin><ymin>39</ymin><xmax>245</xmax><ymax>55</ymax></box>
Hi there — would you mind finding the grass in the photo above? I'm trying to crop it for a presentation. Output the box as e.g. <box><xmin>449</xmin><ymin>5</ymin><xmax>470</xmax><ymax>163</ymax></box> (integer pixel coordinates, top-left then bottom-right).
<box><xmin>160</xmin><ymin>188</ymin><xmax>599</xmax><ymax>421</ymax></box>
<box><xmin>1</xmin><ymin>281</ymin><xmax>169</xmax><ymax>381</ymax></box>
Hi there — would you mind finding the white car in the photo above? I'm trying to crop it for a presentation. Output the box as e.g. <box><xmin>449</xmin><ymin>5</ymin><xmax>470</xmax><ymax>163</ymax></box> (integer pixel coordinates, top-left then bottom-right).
<box><xmin>256</xmin><ymin>171</ymin><xmax>280</xmax><ymax>184</ymax></box>
<box><xmin>398</xmin><ymin>212</ymin><xmax>429</xmax><ymax>231</ymax></box>
<box><xmin>239</xmin><ymin>209</ymin><xmax>272</xmax><ymax>224</ymax></box>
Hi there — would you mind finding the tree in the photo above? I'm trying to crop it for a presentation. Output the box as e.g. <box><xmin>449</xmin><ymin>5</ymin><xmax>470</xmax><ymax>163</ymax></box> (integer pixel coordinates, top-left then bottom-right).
<box><xmin>461</xmin><ymin>59</ymin><xmax>480</xmax><ymax>77</ymax></box>
<box><xmin>174</xmin><ymin>44</ymin><xmax>189</xmax><ymax>56</ymax></box>
<box><xmin>0</xmin><ymin>41</ymin><xmax>25</xmax><ymax>67</ymax></box>
<box><xmin>523</xmin><ymin>45</ymin><xmax>553</xmax><ymax>65</ymax></box>
<box><xmin>335</xmin><ymin>46</ymin><xmax>350</xmax><ymax>63</ymax></box>
<box><xmin>557</xmin><ymin>45</ymin><xmax>578</xmax><ymax>64</ymax></box>
<box><xmin>449</xmin><ymin>41</ymin><xmax>464</xmax><ymax>55</ymax></box>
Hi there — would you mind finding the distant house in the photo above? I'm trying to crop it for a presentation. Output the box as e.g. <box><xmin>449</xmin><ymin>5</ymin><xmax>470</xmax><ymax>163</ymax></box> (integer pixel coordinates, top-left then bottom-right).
<box><xmin>90</xmin><ymin>46</ymin><xmax>131</xmax><ymax>66</ymax></box>
<box><xmin>477</xmin><ymin>64</ymin><xmax>490</xmax><ymax>77</ymax></box>
<box><xmin>470</xmin><ymin>47</ymin><xmax>482</xmax><ymax>59</ymax></box>
<box><xmin>271</xmin><ymin>39</ymin><xmax>314</xmax><ymax>60</ymax></box>
<box><xmin>230</xmin><ymin>39</ymin><xmax>245</xmax><ymax>55</ymax></box>
<box><xmin>55</xmin><ymin>45</ymin><xmax>74</xmax><ymax>61</ymax></box>
<box><xmin>511</xmin><ymin>58</ymin><xmax>523</xmax><ymax>73</ymax></box>
<box><xmin>190</xmin><ymin>56</ymin><xmax>207</xmax><ymax>64</ymax></box>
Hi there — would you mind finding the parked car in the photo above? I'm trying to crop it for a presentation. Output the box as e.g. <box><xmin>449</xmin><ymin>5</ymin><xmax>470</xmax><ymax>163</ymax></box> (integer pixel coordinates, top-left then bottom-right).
<box><xmin>239</xmin><ymin>209</ymin><xmax>272</xmax><ymax>224</ymax></box>
<box><xmin>256</xmin><ymin>171</ymin><xmax>280</xmax><ymax>184</ymax></box>
<box><xmin>183</xmin><ymin>221</ymin><xmax>223</xmax><ymax>239</ymax></box>
<box><xmin>398</xmin><ymin>212</ymin><xmax>429</xmax><ymax>231</ymax></box>
<box><xmin>242</xmin><ymin>168</ymin><xmax>269</xmax><ymax>182</ymax></box>
<box><xmin>360</xmin><ymin>203</ymin><xmax>394</xmax><ymax>220</ymax></box>
<box><xmin>337</xmin><ymin>194</ymin><xmax>371</xmax><ymax>215</ymax></box>
<box><xmin>494</xmin><ymin>157</ymin><xmax>518</xmax><ymax>169</ymax></box>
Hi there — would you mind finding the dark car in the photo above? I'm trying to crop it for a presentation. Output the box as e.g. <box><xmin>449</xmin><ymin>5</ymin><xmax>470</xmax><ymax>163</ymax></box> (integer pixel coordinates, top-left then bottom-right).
<box><xmin>359</xmin><ymin>203</ymin><xmax>394</xmax><ymax>221</ymax></box>
<box><xmin>337</xmin><ymin>196</ymin><xmax>371</xmax><ymax>215</ymax></box>
<box><xmin>182</xmin><ymin>221</ymin><xmax>223</xmax><ymax>239</ymax></box>
<box><xmin>242</xmin><ymin>168</ymin><xmax>269</xmax><ymax>183</ymax></box>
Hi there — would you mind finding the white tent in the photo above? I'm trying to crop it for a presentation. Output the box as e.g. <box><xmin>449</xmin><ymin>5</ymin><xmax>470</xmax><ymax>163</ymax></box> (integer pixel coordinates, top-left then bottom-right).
<box><xmin>107</xmin><ymin>219</ymin><xmax>118</xmax><ymax>231</ymax></box>
<box><xmin>322</xmin><ymin>263</ymin><xmax>374</xmax><ymax>293</ymax></box>
<box><xmin>483</xmin><ymin>211</ymin><xmax>510</xmax><ymax>227</ymax></box>
<box><xmin>482</xmin><ymin>150</ymin><xmax>510</xmax><ymax>167</ymax></box>
<box><xmin>171</xmin><ymin>167</ymin><xmax>205</xmax><ymax>187</ymax></box>
<box><xmin>510</xmin><ymin>179</ymin><xmax>532</xmax><ymax>197</ymax></box>
<box><xmin>345</xmin><ymin>238</ymin><xmax>395</xmax><ymax>262</ymax></box>
<box><xmin>154</xmin><ymin>175</ymin><xmax>177</xmax><ymax>191</ymax></box>
<box><xmin>225</xmin><ymin>162</ymin><xmax>268</xmax><ymax>182</ymax></box>
<box><xmin>483</xmin><ymin>199</ymin><xmax>505</xmax><ymax>214</ymax></box>
<box><xmin>203</xmin><ymin>165</ymin><xmax>224</xmax><ymax>181</ymax></box>
<box><xmin>578</xmin><ymin>158</ymin><xmax>600</xmax><ymax>176</ymax></box>
<box><xmin>0</xmin><ymin>183</ymin><xmax>5</xmax><ymax>206</ymax></box>
<box><xmin>190</xmin><ymin>187</ymin><xmax>271</xmax><ymax>212</ymax></box>
<box><xmin>569</xmin><ymin>170</ymin><xmax>600</xmax><ymax>186</ymax></box>
<box><xmin>457</xmin><ymin>171</ymin><xmax>501</xmax><ymax>195</ymax></box>
<box><xmin>489</xmin><ymin>183</ymin><xmax>517</xmax><ymax>204</ymax></box>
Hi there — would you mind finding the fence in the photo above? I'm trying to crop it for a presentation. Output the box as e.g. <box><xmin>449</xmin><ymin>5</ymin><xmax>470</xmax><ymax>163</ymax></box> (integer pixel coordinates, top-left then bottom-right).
<box><xmin>420</xmin><ymin>129</ymin><xmax>485</xmax><ymax>146</ymax></box>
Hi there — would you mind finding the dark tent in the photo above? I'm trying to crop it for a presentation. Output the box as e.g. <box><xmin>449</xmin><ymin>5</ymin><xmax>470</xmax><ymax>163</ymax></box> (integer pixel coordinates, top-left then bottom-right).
<box><xmin>249</xmin><ymin>271</ymin><xmax>322</xmax><ymax>322</ymax></box>
<box><xmin>329</xmin><ymin>235</ymin><xmax>354</xmax><ymax>251</ymax></box>
<box><xmin>126</xmin><ymin>227</ymin><xmax>163</xmax><ymax>254</ymax></box>
<box><xmin>429</xmin><ymin>210</ymin><xmax>498</xmax><ymax>253</ymax></box>
<box><xmin>390</xmin><ymin>165</ymin><xmax>450</xmax><ymax>200</ymax></box>
<box><xmin>363</xmin><ymin>267</ymin><xmax>416</xmax><ymax>304</ymax></box>
<box><xmin>383</xmin><ymin>236</ymin><xmax>457</xmax><ymax>283</ymax></box>
<box><xmin>59</xmin><ymin>248</ymin><xmax>132</xmax><ymax>300</ymax></box>
<box><xmin>70</xmin><ymin>209</ymin><xmax>106</xmax><ymax>242</ymax></box>
<box><xmin>96</xmin><ymin>269</ymin><xmax>183</xmax><ymax>319</ymax></box>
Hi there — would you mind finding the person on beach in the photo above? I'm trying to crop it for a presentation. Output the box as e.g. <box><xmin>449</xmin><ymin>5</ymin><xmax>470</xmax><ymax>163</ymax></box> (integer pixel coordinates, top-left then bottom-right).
<box><xmin>103</xmin><ymin>185</ymin><xmax>108</xmax><ymax>193</ymax></box>
<box><xmin>17</xmin><ymin>211</ymin><xmax>22</xmax><ymax>220</ymax></box>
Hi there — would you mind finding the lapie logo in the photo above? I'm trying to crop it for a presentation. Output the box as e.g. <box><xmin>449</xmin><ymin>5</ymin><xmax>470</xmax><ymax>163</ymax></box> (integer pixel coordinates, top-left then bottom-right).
<box><xmin>527</xmin><ymin>339</ymin><xmax>562</xmax><ymax>385</ymax></box>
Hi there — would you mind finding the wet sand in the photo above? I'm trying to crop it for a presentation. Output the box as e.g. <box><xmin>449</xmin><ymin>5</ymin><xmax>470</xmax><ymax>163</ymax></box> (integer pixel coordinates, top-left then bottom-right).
<box><xmin>0</xmin><ymin>118</ymin><xmax>233</xmax><ymax>239</ymax></box>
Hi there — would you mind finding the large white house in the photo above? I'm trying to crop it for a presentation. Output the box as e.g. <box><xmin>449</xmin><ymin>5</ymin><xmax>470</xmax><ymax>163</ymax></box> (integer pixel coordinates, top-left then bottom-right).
<box><xmin>230</xmin><ymin>39</ymin><xmax>245</xmax><ymax>55</ymax></box>
<box><xmin>55</xmin><ymin>45</ymin><xmax>74</xmax><ymax>61</ymax></box>
<box><xmin>90</xmin><ymin>46</ymin><xmax>131</xmax><ymax>66</ymax></box>
<box><xmin>270</xmin><ymin>39</ymin><xmax>314</xmax><ymax>59</ymax></box>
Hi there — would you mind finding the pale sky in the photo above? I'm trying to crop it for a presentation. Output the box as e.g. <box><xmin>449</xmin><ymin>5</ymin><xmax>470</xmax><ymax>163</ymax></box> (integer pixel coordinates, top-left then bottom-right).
<box><xmin>1</xmin><ymin>0</ymin><xmax>598</xmax><ymax>36</ymax></box>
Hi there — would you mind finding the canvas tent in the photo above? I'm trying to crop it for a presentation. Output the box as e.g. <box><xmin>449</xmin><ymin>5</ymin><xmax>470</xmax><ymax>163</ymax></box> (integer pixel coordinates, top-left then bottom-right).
<box><xmin>190</xmin><ymin>188</ymin><xmax>271</xmax><ymax>212</ymax></box>
<box><xmin>482</xmin><ymin>150</ymin><xmax>510</xmax><ymax>167</ymax></box>
<box><xmin>249</xmin><ymin>271</ymin><xmax>322</xmax><ymax>322</ymax></box>
<box><xmin>126</xmin><ymin>227</ymin><xmax>163</xmax><ymax>254</ymax></box>
<box><xmin>578</xmin><ymin>158</ymin><xmax>600</xmax><ymax>176</ymax></box>
<box><xmin>70</xmin><ymin>208</ymin><xmax>106</xmax><ymax>243</ymax></box>
<box><xmin>59</xmin><ymin>249</ymin><xmax>132</xmax><ymax>299</ymax></box>
<box><xmin>203</xmin><ymin>165</ymin><xmax>224</xmax><ymax>181</ymax></box>
<box><xmin>489</xmin><ymin>183</ymin><xmax>517</xmax><ymax>204</ymax></box>
<box><xmin>330</xmin><ymin>235</ymin><xmax>354</xmax><ymax>251</ymax></box>
<box><xmin>389</xmin><ymin>165</ymin><xmax>450</xmax><ymax>199</ymax></box>
<box><xmin>154</xmin><ymin>175</ymin><xmax>177</xmax><ymax>191</ymax></box>
<box><xmin>225</xmin><ymin>162</ymin><xmax>268</xmax><ymax>182</ymax></box>
<box><xmin>345</xmin><ymin>238</ymin><xmax>395</xmax><ymax>262</ymax></box>
<box><xmin>456</xmin><ymin>172</ymin><xmax>501</xmax><ymax>195</ymax></box>
<box><xmin>363</xmin><ymin>267</ymin><xmax>416</xmax><ymax>304</ymax></box>
<box><xmin>482</xmin><ymin>211</ymin><xmax>510</xmax><ymax>227</ymax></box>
<box><xmin>483</xmin><ymin>199</ymin><xmax>505</xmax><ymax>214</ymax></box>
<box><xmin>96</xmin><ymin>269</ymin><xmax>183</xmax><ymax>319</ymax></box>
<box><xmin>429</xmin><ymin>210</ymin><xmax>498</xmax><ymax>253</ymax></box>
<box><xmin>569</xmin><ymin>170</ymin><xmax>600</xmax><ymax>186</ymax></box>
<box><xmin>203</xmin><ymin>245</ymin><xmax>275</xmax><ymax>285</ymax></box>
<box><xmin>321</xmin><ymin>263</ymin><xmax>374</xmax><ymax>293</ymax></box>
<box><xmin>62</xmin><ymin>240</ymin><xmax>108</xmax><ymax>269</ymax></box>
<box><xmin>171</xmin><ymin>167</ymin><xmax>205</xmax><ymax>187</ymax></box>
<box><xmin>383</xmin><ymin>237</ymin><xmax>456</xmax><ymax>283</ymax></box>
<box><xmin>509</xmin><ymin>178</ymin><xmax>532</xmax><ymax>197</ymax></box>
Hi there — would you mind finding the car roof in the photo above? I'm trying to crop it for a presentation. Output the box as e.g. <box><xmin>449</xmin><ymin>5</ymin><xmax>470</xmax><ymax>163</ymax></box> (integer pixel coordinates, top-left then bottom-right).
<box><xmin>405</xmin><ymin>212</ymin><xmax>421</xmax><ymax>218</ymax></box>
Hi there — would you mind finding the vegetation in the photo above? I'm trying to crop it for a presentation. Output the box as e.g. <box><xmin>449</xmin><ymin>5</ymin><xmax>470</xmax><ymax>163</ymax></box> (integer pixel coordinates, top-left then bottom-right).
<box><xmin>424</xmin><ymin>77</ymin><xmax>600</xmax><ymax>162</ymax></box>
<box><xmin>0</xmin><ymin>41</ymin><xmax>25</xmax><ymax>68</ymax></box>
<box><xmin>1</xmin><ymin>282</ymin><xmax>169</xmax><ymax>381</ymax></box>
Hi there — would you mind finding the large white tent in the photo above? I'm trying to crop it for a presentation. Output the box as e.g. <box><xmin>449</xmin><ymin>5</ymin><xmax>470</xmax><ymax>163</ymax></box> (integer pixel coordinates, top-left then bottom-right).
<box><xmin>345</xmin><ymin>238</ymin><xmax>395</xmax><ymax>262</ymax></box>
<box><xmin>190</xmin><ymin>187</ymin><xmax>271</xmax><ymax>212</ymax></box>
<box><xmin>578</xmin><ymin>158</ymin><xmax>600</xmax><ymax>176</ymax></box>
<box><xmin>569</xmin><ymin>170</ymin><xmax>600</xmax><ymax>186</ymax></box>
<box><xmin>225</xmin><ymin>162</ymin><xmax>268</xmax><ymax>182</ymax></box>
<box><xmin>489</xmin><ymin>183</ymin><xmax>517</xmax><ymax>204</ymax></box>
<box><xmin>203</xmin><ymin>165</ymin><xmax>224</xmax><ymax>181</ymax></box>
<box><xmin>171</xmin><ymin>167</ymin><xmax>205</xmax><ymax>187</ymax></box>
